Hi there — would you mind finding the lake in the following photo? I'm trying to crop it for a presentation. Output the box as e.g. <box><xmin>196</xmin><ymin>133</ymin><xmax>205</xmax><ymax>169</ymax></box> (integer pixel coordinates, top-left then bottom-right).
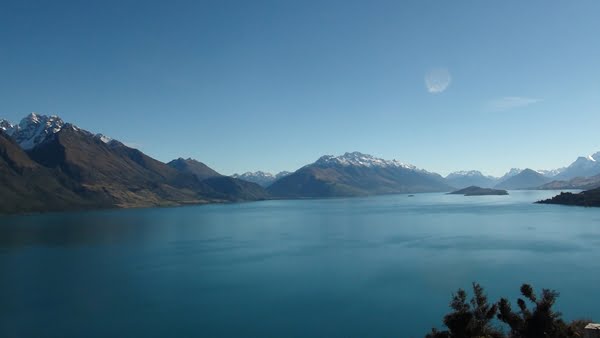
<box><xmin>1</xmin><ymin>190</ymin><xmax>599</xmax><ymax>337</ymax></box>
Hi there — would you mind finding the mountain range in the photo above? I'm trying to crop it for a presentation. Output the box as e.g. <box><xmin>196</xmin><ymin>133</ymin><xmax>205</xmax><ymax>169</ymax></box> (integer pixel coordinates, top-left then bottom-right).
<box><xmin>231</xmin><ymin>171</ymin><xmax>291</xmax><ymax>187</ymax></box>
<box><xmin>553</xmin><ymin>153</ymin><xmax>600</xmax><ymax>180</ymax></box>
<box><xmin>445</xmin><ymin>171</ymin><xmax>498</xmax><ymax>188</ymax></box>
<box><xmin>267</xmin><ymin>152</ymin><xmax>452</xmax><ymax>197</ymax></box>
<box><xmin>0</xmin><ymin>113</ymin><xmax>269</xmax><ymax>214</ymax></box>
<box><xmin>2</xmin><ymin>112</ymin><xmax>600</xmax><ymax>213</ymax></box>
<box><xmin>494</xmin><ymin>169</ymin><xmax>551</xmax><ymax>190</ymax></box>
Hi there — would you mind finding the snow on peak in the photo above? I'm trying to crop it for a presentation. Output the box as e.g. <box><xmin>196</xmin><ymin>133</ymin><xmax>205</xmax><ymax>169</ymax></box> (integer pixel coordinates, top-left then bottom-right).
<box><xmin>0</xmin><ymin>119</ymin><xmax>14</xmax><ymax>135</ymax></box>
<box><xmin>1</xmin><ymin>113</ymin><xmax>118</xmax><ymax>150</ymax></box>
<box><xmin>535</xmin><ymin>168</ymin><xmax>565</xmax><ymax>177</ymax></box>
<box><xmin>10</xmin><ymin>113</ymin><xmax>65</xmax><ymax>150</ymax></box>
<box><xmin>570</xmin><ymin>155</ymin><xmax>598</xmax><ymax>168</ymax></box>
<box><xmin>498</xmin><ymin>168</ymin><xmax>523</xmax><ymax>181</ymax></box>
<box><xmin>315</xmin><ymin>151</ymin><xmax>417</xmax><ymax>170</ymax></box>
<box><xmin>94</xmin><ymin>133</ymin><xmax>113</xmax><ymax>144</ymax></box>
<box><xmin>275</xmin><ymin>171</ymin><xmax>291</xmax><ymax>179</ymax></box>
<box><xmin>447</xmin><ymin>170</ymin><xmax>484</xmax><ymax>178</ymax></box>
<box><xmin>234</xmin><ymin>171</ymin><xmax>275</xmax><ymax>179</ymax></box>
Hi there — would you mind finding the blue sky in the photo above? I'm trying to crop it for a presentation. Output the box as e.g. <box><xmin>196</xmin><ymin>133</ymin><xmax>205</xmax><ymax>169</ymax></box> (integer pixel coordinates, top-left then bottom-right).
<box><xmin>1</xmin><ymin>0</ymin><xmax>599</xmax><ymax>176</ymax></box>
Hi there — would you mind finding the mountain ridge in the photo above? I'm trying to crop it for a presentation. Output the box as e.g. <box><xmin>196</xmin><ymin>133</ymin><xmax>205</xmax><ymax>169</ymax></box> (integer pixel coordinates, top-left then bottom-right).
<box><xmin>0</xmin><ymin>114</ymin><xmax>270</xmax><ymax>213</ymax></box>
<box><xmin>495</xmin><ymin>168</ymin><xmax>551</xmax><ymax>190</ymax></box>
<box><xmin>2</xmin><ymin>112</ymin><xmax>600</xmax><ymax>213</ymax></box>
<box><xmin>268</xmin><ymin>152</ymin><xmax>453</xmax><ymax>198</ymax></box>
<box><xmin>232</xmin><ymin>170</ymin><xmax>291</xmax><ymax>187</ymax></box>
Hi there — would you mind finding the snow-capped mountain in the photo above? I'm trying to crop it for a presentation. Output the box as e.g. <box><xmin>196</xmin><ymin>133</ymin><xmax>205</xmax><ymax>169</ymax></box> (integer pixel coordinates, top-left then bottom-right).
<box><xmin>275</xmin><ymin>171</ymin><xmax>292</xmax><ymax>179</ymax></box>
<box><xmin>4</xmin><ymin>113</ymin><xmax>65</xmax><ymax>150</ymax></box>
<box><xmin>446</xmin><ymin>170</ymin><xmax>493</xmax><ymax>179</ymax></box>
<box><xmin>314</xmin><ymin>151</ymin><xmax>418</xmax><ymax>170</ymax></box>
<box><xmin>445</xmin><ymin>170</ymin><xmax>498</xmax><ymax>189</ymax></box>
<box><xmin>0</xmin><ymin>113</ymin><xmax>115</xmax><ymax>149</ymax></box>
<box><xmin>497</xmin><ymin>167</ymin><xmax>564</xmax><ymax>181</ymax></box>
<box><xmin>232</xmin><ymin>170</ymin><xmax>292</xmax><ymax>187</ymax></box>
<box><xmin>94</xmin><ymin>133</ymin><xmax>113</xmax><ymax>144</ymax></box>
<box><xmin>555</xmin><ymin>152</ymin><xmax>600</xmax><ymax>180</ymax></box>
<box><xmin>536</xmin><ymin>168</ymin><xmax>566</xmax><ymax>177</ymax></box>
<box><xmin>268</xmin><ymin>151</ymin><xmax>452</xmax><ymax>198</ymax></box>
<box><xmin>495</xmin><ymin>168</ymin><xmax>551</xmax><ymax>190</ymax></box>
<box><xmin>499</xmin><ymin>168</ymin><xmax>523</xmax><ymax>181</ymax></box>
<box><xmin>0</xmin><ymin>119</ymin><xmax>14</xmax><ymax>135</ymax></box>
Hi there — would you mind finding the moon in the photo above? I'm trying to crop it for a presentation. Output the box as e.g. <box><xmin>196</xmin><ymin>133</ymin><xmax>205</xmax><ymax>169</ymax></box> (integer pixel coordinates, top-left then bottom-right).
<box><xmin>425</xmin><ymin>68</ymin><xmax>451</xmax><ymax>93</ymax></box>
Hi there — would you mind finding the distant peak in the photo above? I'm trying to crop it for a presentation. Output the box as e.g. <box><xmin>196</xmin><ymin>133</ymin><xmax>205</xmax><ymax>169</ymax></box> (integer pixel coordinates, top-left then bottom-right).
<box><xmin>315</xmin><ymin>151</ymin><xmax>417</xmax><ymax>170</ymax></box>
<box><xmin>234</xmin><ymin>171</ymin><xmax>274</xmax><ymax>178</ymax></box>
<box><xmin>447</xmin><ymin>170</ymin><xmax>484</xmax><ymax>177</ymax></box>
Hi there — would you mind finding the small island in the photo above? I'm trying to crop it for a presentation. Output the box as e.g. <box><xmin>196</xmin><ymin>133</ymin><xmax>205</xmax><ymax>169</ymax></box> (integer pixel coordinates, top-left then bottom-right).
<box><xmin>537</xmin><ymin>188</ymin><xmax>600</xmax><ymax>207</ymax></box>
<box><xmin>448</xmin><ymin>186</ymin><xmax>509</xmax><ymax>196</ymax></box>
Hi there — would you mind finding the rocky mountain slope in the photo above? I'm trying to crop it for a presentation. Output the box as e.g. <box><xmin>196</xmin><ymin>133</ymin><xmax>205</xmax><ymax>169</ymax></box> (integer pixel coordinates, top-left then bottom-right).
<box><xmin>0</xmin><ymin>113</ymin><xmax>269</xmax><ymax>213</ymax></box>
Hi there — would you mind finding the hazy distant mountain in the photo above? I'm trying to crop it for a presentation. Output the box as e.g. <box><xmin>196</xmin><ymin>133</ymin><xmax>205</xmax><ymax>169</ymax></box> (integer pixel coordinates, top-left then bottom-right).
<box><xmin>554</xmin><ymin>153</ymin><xmax>600</xmax><ymax>180</ymax></box>
<box><xmin>537</xmin><ymin>168</ymin><xmax>566</xmax><ymax>177</ymax></box>
<box><xmin>495</xmin><ymin>168</ymin><xmax>551</xmax><ymax>190</ymax></box>
<box><xmin>538</xmin><ymin>174</ymin><xmax>600</xmax><ymax>190</ymax></box>
<box><xmin>445</xmin><ymin>171</ymin><xmax>498</xmax><ymax>189</ymax></box>
<box><xmin>497</xmin><ymin>167</ymin><xmax>561</xmax><ymax>182</ymax></box>
<box><xmin>268</xmin><ymin>152</ymin><xmax>453</xmax><ymax>198</ymax></box>
<box><xmin>232</xmin><ymin>171</ymin><xmax>292</xmax><ymax>187</ymax></box>
<box><xmin>498</xmin><ymin>168</ymin><xmax>524</xmax><ymax>182</ymax></box>
<box><xmin>167</xmin><ymin>158</ymin><xmax>221</xmax><ymax>181</ymax></box>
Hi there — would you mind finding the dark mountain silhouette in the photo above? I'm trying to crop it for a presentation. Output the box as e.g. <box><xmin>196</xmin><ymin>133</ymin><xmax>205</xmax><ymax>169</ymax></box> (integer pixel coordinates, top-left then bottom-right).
<box><xmin>27</xmin><ymin>125</ymin><xmax>209</xmax><ymax>207</ymax></box>
<box><xmin>165</xmin><ymin>158</ymin><xmax>269</xmax><ymax>201</ymax></box>
<box><xmin>449</xmin><ymin>186</ymin><xmax>508</xmax><ymax>196</ymax></box>
<box><xmin>0</xmin><ymin>130</ymin><xmax>109</xmax><ymax>213</ymax></box>
<box><xmin>201</xmin><ymin>176</ymin><xmax>269</xmax><ymax>201</ymax></box>
<box><xmin>166</xmin><ymin>158</ymin><xmax>221</xmax><ymax>180</ymax></box>
<box><xmin>537</xmin><ymin>188</ymin><xmax>600</xmax><ymax>207</ymax></box>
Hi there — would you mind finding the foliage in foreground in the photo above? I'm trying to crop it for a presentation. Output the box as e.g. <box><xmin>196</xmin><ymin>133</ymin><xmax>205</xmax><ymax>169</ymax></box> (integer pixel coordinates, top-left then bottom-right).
<box><xmin>426</xmin><ymin>283</ymin><xmax>589</xmax><ymax>338</ymax></box>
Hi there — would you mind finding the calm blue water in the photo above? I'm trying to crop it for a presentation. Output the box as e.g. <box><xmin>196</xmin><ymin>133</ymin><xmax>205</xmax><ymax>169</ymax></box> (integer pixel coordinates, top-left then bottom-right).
<box><xmin>1</xmin><ymin>191</ymin><xmax>599</xmax><ymax>338</ymax></box>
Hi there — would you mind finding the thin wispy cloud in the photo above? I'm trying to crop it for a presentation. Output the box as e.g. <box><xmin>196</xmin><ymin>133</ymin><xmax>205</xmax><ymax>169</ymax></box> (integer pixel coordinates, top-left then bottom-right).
<box><xmin>425</xmin><ymin>68</ymin><xmax>451</xmax><ymax>94</ymax></box>
<box><xmin>486</xmin><ymin>96</ymin><xmax>542</xmax><ymax>112</ymax></box>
